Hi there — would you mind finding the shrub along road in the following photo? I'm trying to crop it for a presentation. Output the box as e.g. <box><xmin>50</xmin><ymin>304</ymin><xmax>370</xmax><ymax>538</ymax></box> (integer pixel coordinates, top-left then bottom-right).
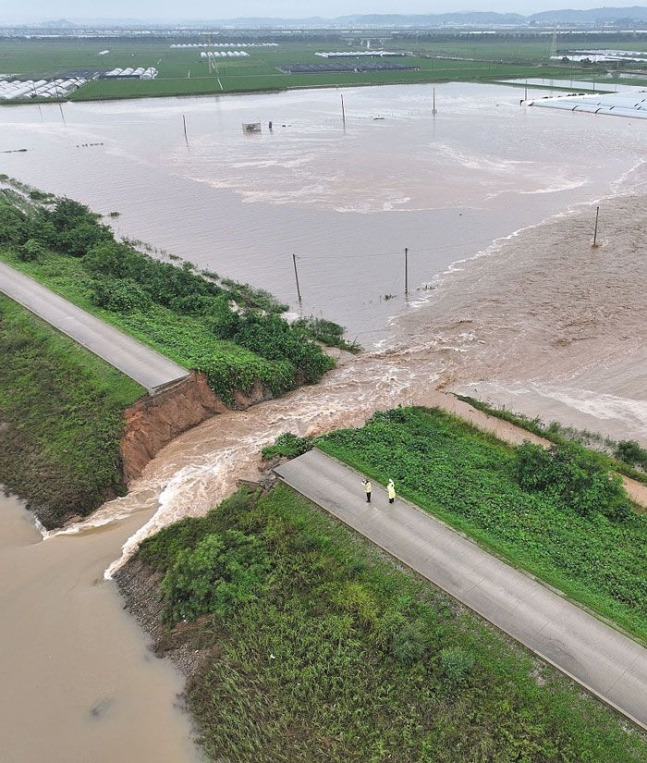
<box><xmin>275</xmin><ymin>448</ymin><xmax>647</xmax><ymax>731</ymax></box>
<box><xmin>0</xmin><ymin>262</ymin><xmax>189</xmax><ymax>394</ymax></box>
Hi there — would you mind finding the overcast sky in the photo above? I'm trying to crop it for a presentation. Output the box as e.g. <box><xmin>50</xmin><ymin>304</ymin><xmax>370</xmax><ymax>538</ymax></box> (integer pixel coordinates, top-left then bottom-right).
<box><xmin>2</xmin><ymin>0</ymin><xmax>641</xmax><ymax>23</ymax></box>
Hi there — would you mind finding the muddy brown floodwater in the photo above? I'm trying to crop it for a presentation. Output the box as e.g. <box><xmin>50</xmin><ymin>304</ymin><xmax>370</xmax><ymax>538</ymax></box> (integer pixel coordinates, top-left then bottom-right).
<box><xmin>415</xmin><ymin>190</ymin><xmax>647</xmax><ymax>445</ymax></box>
<box><xmin>0</xmin><ymin>492</ymin><xmax>204</xmax><ymax>763</ymax></box>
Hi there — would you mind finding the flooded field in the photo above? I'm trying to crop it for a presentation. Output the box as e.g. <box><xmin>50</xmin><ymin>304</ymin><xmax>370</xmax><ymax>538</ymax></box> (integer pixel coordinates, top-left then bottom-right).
<box><xmin>1</xmin><ymin>82</ymin><xmax>645</xmax><ymax>344</ymax></box>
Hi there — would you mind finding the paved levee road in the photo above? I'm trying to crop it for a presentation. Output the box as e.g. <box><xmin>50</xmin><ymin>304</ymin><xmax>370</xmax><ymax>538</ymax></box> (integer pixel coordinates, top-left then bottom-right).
<box><xmin>0</xmin><ymin>262</ymin><xmax>189</xmax><ymax>394</ymax></box>
<box><xmin>275</xmin><ymin>449</ymin><xmax>647</xmax><ymax>731</ymax></box>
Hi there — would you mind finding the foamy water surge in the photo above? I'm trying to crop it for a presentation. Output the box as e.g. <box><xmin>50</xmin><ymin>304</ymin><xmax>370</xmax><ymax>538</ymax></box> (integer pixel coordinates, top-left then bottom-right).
<box><xmin>98</xmin><ymin>349</ymin><xmax>438</xmax><ymax>576</ymax></box>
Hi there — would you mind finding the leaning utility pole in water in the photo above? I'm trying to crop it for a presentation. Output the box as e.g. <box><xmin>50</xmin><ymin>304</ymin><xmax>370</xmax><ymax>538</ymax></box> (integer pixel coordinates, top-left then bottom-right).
<box><xmin>404</xmin><ymin>247</ymin><xmax>409</xmax><ymax>296</ymax></box>
<box><xmin>592</xmin><ymin>206</ymin><xmax>600</xmax><ymax>248</ymax></box>
<box><xmin>292</xmin><ymin>254</ymin><xmax>302</xmax><ymax>302</ymax></box>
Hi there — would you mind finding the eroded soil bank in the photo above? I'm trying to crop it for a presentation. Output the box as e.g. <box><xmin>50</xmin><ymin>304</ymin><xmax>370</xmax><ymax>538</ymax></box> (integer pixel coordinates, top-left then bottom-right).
<box><xmin>120</xmin><ymin>372</ymin><xmax>273</xmax><ymax>485</ymax></box>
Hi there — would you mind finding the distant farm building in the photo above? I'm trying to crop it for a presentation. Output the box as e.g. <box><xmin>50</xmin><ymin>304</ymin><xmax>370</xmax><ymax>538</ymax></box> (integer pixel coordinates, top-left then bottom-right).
<box><xmin>279</xmin><ymin>61</ymin><xmax>419</xmax><ymax>75</ymax></box>
<box><xmin>552</xmin><ymin>48</ymin><xmax>647</xmax><ymax>64</ymax></box>
<box><xmin>170</xmin><ymin>42</ymin><xmax>277</xmax><ymax>48</ymax></box>
<box><xmin>104</xmin><ymin>67</ymin><xmax>158</xmax><ymax>79</ymax></box>
<box><xmin>200</xmin><ymin>51</ymin><xmax>249</xmax><ymax>59</ymax></box>
<box><xmin>0</xmin><ymin>77</ymin><xmax>88</xmax><ymax>100</ymax></box>
<box><xmin>315</xmin><ymin>50</ymin><xmax>410</xmax><ymax>58</ymax></box>
<box><xmin>279</xmin><ymin>49</ymin><xmax>417</xmax><ymax>75</ymax></box>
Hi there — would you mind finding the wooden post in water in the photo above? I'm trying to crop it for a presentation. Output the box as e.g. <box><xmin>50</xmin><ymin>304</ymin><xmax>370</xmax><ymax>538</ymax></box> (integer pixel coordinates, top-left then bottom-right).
<box><xmin>432</xmin><ymin>88</ymin><xmax>437</xmax><ymax>115</ymax></box>
<box><xmin>182</xmin><ymin>115</ymin><xmax>188</xmax><ymax>143</ymax></box>
<box><xmin>404</xmin><ymin>247</ymin><xmax>409</xmax><ymax>296</ymax></box>
<box><xmin>592</xmin><ymin>206</ymin><xmax>600</xmax><ymax>248</ymax></box>
<box><xmin>341</xmin><ymin>94</ymin><xmax>346</xmax><ymax>126</ymax></box>
<box><xmin>292</xmin><ymin>254</ymin><xmax>302</xmax><ymax>302</ymax></box>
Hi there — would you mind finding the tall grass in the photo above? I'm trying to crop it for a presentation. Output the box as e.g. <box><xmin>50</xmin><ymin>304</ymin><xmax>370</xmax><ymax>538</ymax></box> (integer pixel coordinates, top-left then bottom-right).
<box><xmin>0</xmin><ymin>295</ymin><xmax>143</xmax><ymax>526</ymax></box>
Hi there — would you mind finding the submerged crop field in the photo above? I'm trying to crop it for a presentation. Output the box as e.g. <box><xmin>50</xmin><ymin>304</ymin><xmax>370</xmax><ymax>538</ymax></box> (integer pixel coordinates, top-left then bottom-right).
<box><xmin>0</xmin><ymin>34</ymin><xmax>641</xmax><ymax>100</ymax></box>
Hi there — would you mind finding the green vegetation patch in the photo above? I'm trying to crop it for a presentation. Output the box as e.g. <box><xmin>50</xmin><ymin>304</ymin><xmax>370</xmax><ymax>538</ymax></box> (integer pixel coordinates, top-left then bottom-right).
<box><xmin>0</xmin><ymin>36</ymin><xmax>634</xmax><ymax>102</ymax></box>
<box><xmin>134</xmin><ymin>484</ymin><xmax>647</xmax><ymax>762</ymax></box>
<box><xmin>456</xmin><ymin>394</ymin><xmax>647</xmax><ymax>486</ymax></box>
<box><xmin>319</xmin><ymin>407</ymin><xmax>647</xmax><ymax>642</ymax></box>
<box><xmin>0</xmin><ymin>295</ymin><xmax>143</xmax><ymax>527</ymax></box>
<box><xmin>0</xmin><ymin>189</ymin><xmax>341</xmax><ymax>405</ymax></box>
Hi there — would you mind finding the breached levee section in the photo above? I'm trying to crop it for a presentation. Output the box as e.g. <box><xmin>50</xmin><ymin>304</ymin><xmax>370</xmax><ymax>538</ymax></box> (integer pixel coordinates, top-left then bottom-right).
<box><xmin>120</xmin><ymin>371</ymin><xmax>273</xmax><ymax>484</ymax></box>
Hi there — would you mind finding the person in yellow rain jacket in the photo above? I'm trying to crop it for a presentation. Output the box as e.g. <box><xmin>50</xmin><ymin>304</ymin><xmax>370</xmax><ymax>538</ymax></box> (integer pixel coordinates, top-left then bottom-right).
<box><xmin>363</xmin><ymin>478</ymin><xmax>372</xmax><ymax>503</ymax></box>
<box><xmin>387</xmin><ymin>479</ymin><xmax>396</xmax><ymax>504</ymax></box>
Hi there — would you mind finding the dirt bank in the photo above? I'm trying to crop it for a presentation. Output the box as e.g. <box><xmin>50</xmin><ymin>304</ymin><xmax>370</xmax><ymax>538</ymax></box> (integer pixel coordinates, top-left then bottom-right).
<box><xmin>115</xmin><ymin>557</ymin><xmax>206</xmax><ymax>679</ymax></box>
<box><xmin>120</xmin><ymin>372</ymin><xmax>273</xmax><ymax>485</ymax></box>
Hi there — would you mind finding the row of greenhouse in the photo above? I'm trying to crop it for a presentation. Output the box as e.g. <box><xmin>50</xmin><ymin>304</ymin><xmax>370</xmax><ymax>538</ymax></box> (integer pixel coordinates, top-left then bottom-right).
<box><xmin>527</xmin><ymin>90</ymin><xmax>647</xmax><ymax>119</ymax></box>
<box><xmin>170</xmin><ymin>42</ymin><xmax>277</xmax><ymax>48</ymax></box>
<box><xmin>0</xmin><ymin>77</ymin><xmax>87</xmax><ymax>100</ymax></box>
<box><xmin>104</xmin><ymin>67</ymin><xmax>158</xmax><ymax>79</ymax></box>
<box><xmin>200</xmin><ymin>51</ymin><xmax>249</xmax><ymax>59</ymax></box>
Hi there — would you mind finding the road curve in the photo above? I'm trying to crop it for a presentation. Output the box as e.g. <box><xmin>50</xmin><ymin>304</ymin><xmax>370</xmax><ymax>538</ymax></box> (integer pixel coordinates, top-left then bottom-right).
<box><xmin>0</xmin><ymin>262</ymin><xmax>189</xmax><ymax>394</ymax></box>
<box><xmin>275</xmin><ymin>448</ymin><xmax>647</xmax><ymax>731</ymax></box>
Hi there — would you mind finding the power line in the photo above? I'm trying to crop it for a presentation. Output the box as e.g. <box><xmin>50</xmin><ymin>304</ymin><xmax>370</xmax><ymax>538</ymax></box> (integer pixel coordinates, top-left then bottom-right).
<box><xmin>293</xmin><ymin>237</ymin><xmax>499</xmax><ymax>262</ymax></box>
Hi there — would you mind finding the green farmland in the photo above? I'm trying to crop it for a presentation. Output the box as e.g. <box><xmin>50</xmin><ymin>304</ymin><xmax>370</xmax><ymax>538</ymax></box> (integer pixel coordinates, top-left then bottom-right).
<box><xmin>2</xmin><ymin>34</ymin><xmax>646</xmax><ymax>101</ymax></box>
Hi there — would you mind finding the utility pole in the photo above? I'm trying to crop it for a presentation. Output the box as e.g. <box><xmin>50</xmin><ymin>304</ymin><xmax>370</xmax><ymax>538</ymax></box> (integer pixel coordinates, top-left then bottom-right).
<box><xmin>182</xmin><ymin>115</ymin><xmax>188</xmax><ymax>144</ymax></box>
<box><xmin>292</xmin><ymin>254</ymin><xmax>302</xmax><ymax>302</ymax></box>
<box><xmin>592</xmin><ymin>206</ymin><xmax>600</xmax><ymax>248</ymax></box>
<box><xmin>404</xmin><ymin>247</ymin><xmax>409</xmax><ymax>296</ymax></box>
<box><xmin>340</xmin><ymin>93</ymin><xmax>346</xmax><ymax>126</ymax></box>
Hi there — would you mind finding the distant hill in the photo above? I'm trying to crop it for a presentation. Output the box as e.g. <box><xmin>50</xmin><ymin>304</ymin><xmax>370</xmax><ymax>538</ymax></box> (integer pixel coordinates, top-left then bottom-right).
<box><xmin>529</xmin><ymin>6</ymin><xmax>647</xmax><ymax>23</ymax></box>
<box><xmin>211</xmin><ymin>7</ymin><xmax>647</xmax><ymax>27</ymax></box>
<box><xmin>8</xmin><ymin>7</ymin><xmax>647</xmax><ymax>30</ymax></box>
<box><xmin>336</xmin><ymin>12</ymin><xmax>526</xmax><ymax>25</ymax></box>
<box><xmin>221</xmin><ymin>6</ymin><xmax>647</xmax><ymax>28</ymax></box>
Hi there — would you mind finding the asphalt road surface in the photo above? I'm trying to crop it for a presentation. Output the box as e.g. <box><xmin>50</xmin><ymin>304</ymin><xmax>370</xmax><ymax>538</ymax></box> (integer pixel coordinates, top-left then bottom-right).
<box><xmin>275</xmin><ymin>448</ymin><xmax>647</xmax><ymax>731</ymax></box>
<box><xmin>0</xmin><ymin>262</ymin><xmax>189</xmax><ymax>394</ymax></box>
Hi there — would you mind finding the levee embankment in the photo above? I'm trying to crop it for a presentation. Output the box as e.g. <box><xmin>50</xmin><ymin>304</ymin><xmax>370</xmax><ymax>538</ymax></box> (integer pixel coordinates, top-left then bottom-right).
<box><xmin>121</xmin><ymin>372</ymin><xmax>272</xmax><ymax>484</ymax></box>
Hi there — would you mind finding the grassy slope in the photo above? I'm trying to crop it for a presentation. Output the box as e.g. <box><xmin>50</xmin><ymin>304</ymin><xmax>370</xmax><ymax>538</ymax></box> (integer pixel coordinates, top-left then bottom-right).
<box><xmin>318</xmin><ymin>407</ymin><xmax>647</xmax><ymax>644</ymax></box>
<box><xmin>0</xmin><ymin>246</ymin><xmax>327</xmax><ymax>403</ymax></box>
<box><xmin>0</xmin><ymin>294</ymin><xmax>143</xmax><ymax>526</ymax></box>
<box><xmin>134</xmin><ymin>484</ymin><xmax>647</xmax><ymax>762</ymax></box>
<box><xmin>455</xmin><ymin>394</ymin><xmax>647</xmax><ymax>488</ymax></box>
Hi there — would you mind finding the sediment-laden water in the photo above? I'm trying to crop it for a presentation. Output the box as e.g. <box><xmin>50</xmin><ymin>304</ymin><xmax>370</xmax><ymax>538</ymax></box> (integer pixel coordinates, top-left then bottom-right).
<box><xmin>1</xmin><ymin>81</ymin><xmax>645</xmax><ymax>344</ymax></box>
<box><xmin>0</xmin><ymin>492</ymin><xmax>203</xmax><ymax>763</ymax></box>
<box><xmin>1</xmin><ymin>82</ymin><xmax>647</xmax><ymax>761</ymax></box>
